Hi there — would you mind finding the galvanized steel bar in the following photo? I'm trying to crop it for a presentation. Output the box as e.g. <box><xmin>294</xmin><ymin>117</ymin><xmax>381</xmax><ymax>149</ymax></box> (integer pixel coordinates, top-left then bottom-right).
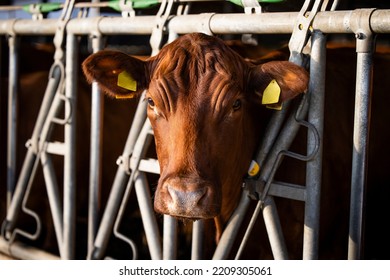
<box><xmin>347</xmin><ymin>8</ymin><xmax>375</xmax><ymax>260</ymax></box>
<box><xmin>0</xmin><ymin>18</ymin><xmax>58</xmax><ymax>35</ymax></box>
<box><xmin>67</xmin><ymin>16</ymin><xmax>155</xmax><ymax>35</ymax></box>
<box><xmin>88</xmin><ymin>84</ymin><xmax>103</xmax><ymax>258</ymax></box>
<box><xmin>0</xmin><ymin>237</ymin><xmax>60</xmax><ymax>260</ymax></box>
<box><xmin>262</xmin><ymin>196</ymin><xmax>288</xmax><ymax>259</ymax></box>
<box><xmin>348</xmin><ymin>32</ymin><xmax>374</xmax><ymax>261</ymax></box>
<box><xmin>63</xmin><ymin>32</ymin><xmax>78</xmax><ymax>259</ymax></box>
<box><xmin>0</xmin><ymin>10</ymin><xmax>390</xmax><ymax>36</ymax></box>
<box><xmin>191</xmin><ymin>220</ymin><xmax>204</xmax><ymax>260</ymax></box>
<box><xmin>6</xmin><ymin>33</ymin><xmax>19</xmax><ymax>209</ymax></box>
<box><xmin>134</xmin><ymin>171</ymin><xmax>162</xmax><ymax>260</ymax></box>
<box><xmin>348</xmin><ymin>51</ymin><xmax>372</xmax><ymax>260</ymax></box>
<box><xmin>163</xmin><ymin>215</ymin><xmax>177</xmax><ymax>260</ymax></box>
<box><xmin>40</xmin><ymin>152</ymin><xmax>64</xmax><ymax>256</ymax></box>
<box><xmin>303</xmin><ymin>31</ymin><xmax>326</xmax><ymax>260</ymax></box>
<box><xmin>88</xmin><ymin>29</ymin><xmax>104</xmax><ymax>259</ymax></box>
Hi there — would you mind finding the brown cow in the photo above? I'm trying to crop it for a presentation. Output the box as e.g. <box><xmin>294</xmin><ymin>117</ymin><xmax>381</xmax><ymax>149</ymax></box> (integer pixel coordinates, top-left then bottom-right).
<box><xmin>82</xmin><ymin>32</ymin><xmax>309</xmax><ymax>241</ymax></box>
<box><xmin>3</xmin><ymin>34</ymin><xmax>389</xmax><ymax>260</ymax></box>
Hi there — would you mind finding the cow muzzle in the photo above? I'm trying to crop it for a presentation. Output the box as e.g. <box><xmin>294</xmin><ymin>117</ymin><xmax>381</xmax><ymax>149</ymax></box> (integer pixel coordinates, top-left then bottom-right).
<box><xmin>154</xmin><ymin>176</ymin><xmax>220</xmax><ymax>220</ymax></box>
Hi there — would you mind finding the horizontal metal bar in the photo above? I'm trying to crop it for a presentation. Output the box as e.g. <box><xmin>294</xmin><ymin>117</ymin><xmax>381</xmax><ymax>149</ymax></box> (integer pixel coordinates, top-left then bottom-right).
<box><xmin>45</xmin><ymin>141</ymin><xmax>65</xmax><ymax>155</ymax></box>
<box><xmin>269</xmin><ymin>181</ymin><xmax>306</xmax><ymax>201</ymax></box>
<box><xmin>0</xmin><ymin>236</ymin><xmax>60</xmax><ymax>260</ymax></box>
<box><xmin>0</xmin><ymin>18</ymin><xmax>58</xmax><ymax>35</ymax></box>
<box><xmin>138</xmin><ymin>158</ymin><xmax>160</xmax><ymax>174</ymax></box>
<box><xmin>1</xmin><ymin>9</ymin><xmax>390</xmax><ymax>36</ymax></box>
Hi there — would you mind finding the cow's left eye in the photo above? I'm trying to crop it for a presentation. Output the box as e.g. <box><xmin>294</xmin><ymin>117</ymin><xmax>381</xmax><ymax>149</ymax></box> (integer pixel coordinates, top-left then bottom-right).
<box><xmin>147</xmin><ymin>97</ymin><xmax>155</xmax><ymax>108</ymax></box>
<box><xmin>232</xmin><ymin>99</ymin><xmax>241</xmax><ymax>111</ymax></box>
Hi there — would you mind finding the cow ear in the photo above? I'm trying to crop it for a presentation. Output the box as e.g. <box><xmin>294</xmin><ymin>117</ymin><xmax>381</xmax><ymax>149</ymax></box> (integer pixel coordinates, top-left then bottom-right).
<box><xmin>82</xmin><ymin>50</ymin><xmax>149</xmax><ymax>99</ymax></box>
<box><xmin>250</xmin><ymin>61</ymin><xmax>309</xmax><ymax>108</ymax></box>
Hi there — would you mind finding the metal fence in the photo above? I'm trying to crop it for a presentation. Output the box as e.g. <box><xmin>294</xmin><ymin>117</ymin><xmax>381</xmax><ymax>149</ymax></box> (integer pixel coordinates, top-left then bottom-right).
<box><xmin>0</xmin><ymin>0</ymin><xmax>389</xmax><ymax>260</ymax></box>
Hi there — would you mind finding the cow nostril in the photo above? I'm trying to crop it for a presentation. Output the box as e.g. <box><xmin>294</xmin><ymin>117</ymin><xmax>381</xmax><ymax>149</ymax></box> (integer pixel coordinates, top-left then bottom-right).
<box><xmin>155</xmin><ymin>179</ymin><xmax>218</xmax><ymax>219</ymax></box>
<box><xmin>166</xmin><ymin>185</ymin><xmax>207</xmax><ymax>207</ymax></box>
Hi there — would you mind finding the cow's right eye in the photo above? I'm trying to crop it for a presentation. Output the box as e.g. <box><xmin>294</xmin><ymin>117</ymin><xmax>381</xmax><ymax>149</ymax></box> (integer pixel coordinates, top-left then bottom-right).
<box><xmin>232</xmin><ymin>99</ymin><xmax>242</xmax><ymax>111</ymax></box>
<box><xmin>147</xmin><ymin>97</ymin><xmax>155</xmax><ymax>108</ymax></box>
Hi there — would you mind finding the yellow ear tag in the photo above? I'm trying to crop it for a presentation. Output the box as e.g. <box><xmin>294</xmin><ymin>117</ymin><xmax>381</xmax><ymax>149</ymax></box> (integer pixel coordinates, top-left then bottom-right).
<box><xmin>262</xmin><ymin>79</ymin><xmax>280</xmax><ymax>105</ymax></box>
<box><xmin>115</xmin><ymin>93</ymin><xmax>135</xmax><ymax>99</ymax></box>
<box><xmin>117</xmin><ymin>70</ymin><xmax>137</xmax><ymax>91</ymax></box>
<box><xmin>266</xmin><ymin>103</ymin><xmax>283</xmax><ymax>110</ymax></box>
<box><xmin>248</xmin><ymin>160</ymin><xmax>260</xmax><ymax>177</ymax></box>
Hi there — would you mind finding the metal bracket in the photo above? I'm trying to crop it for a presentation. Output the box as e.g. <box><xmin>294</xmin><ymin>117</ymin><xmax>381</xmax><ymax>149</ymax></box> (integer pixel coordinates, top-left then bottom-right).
<box><xmin>116</xmin><ymin>155</ymin><xmax>132</xmax><ymax>175</ymax></box>
<box><xmin>28</xmin><ymin>4</ymin><xmax>44</xmax><ymax>21</ymax></box>
<box><xmin>87</xmin><ymin>16</ymin><xmax>104</xmax><ymax>55</ymax></box>
<box><xmin>289</xmin><ymin>0</ymin><xmax>340</xmax><ymax>65</ymax></box>
<box><xmin>241</xmin><ymin>0</ymin><xmax>262</xmax><ymax>14</ymax></box>
<box><xmin>241</xmin><ymin>0</ymin><xmax>262</xmax><ymax>46</ymax></box>
<box><xmin>53</xmin><ymin>0</ymin><xmax>75</xmax><ymax>63</ymax></box>
<box><xmin>167</xmin><ymin>2</ymin><xmax>191</xmax><ymax>42</ymax></box>
<box><xmin>119</xmin><ymin>0</ymin><xmax>136</xmax><ymax>18</ymax></box>
<box><xmin>150</xmin><ymin>0</ymin><xmax>174</xmax><ymax>55</ymax></box>
<box><xmin>5</xmin><ymin>18</ymin><xmax>17</xmax><ymax>39</ymax></box>
<box><xmin>349</xmin><ymin>8</ymin><xmax>377</xmax><ymax>53</ymax></box>
<box><xmin>288</xmin><ymin>0</ymin><xmax>321</xmax><ymax>65</ymax></box>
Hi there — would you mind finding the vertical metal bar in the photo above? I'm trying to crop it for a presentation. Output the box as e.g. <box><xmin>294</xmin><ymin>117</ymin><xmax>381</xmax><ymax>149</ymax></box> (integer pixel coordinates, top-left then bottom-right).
<box><xmin>6</xmin><ymin>34</ymin><xmax>19</xmax><ymax>208</ymax></box>
<box><xmin>262</xmin><ymin>196</ymin><xmax>288</xmax><ymax>260</ymax></box>
<box><xmin>88</xmin><ymin>34</ymin><xmax>103</xmax><ymax>259</ymax></box>
<box><xmin>89</xmin><ymin>0</ymin><xmax>101</xmax><ymax>17</ymax></box>
<box><xmin>348</xmin><ymin>40</ymin><xmax>373</xmax><ymax>260</ymax></box>
<box><xmin>63</xmin><ymin>33</ymin><xmax>78</xmax><ymax>259</ymax></box>
<box><xmin>191</xmin><ymin>220</ymin><xmax>204</xmax><ymax>260</ymax></box>
<box><xmin>134</xmin><ymin>171</ymin><xmax>162</xmax><ymax>260</ymax></box>
<box><xmin>40</xmin><ymin>152</ymin><xmax>64</xmax><ymax>256</ymax></box>
<box><xmin>303</xmin><ymin>31</ymin><xmax>326</xmax><ymax>260</ymax></box>
<box><xmin>163</xmin><ymin>215</ymin><xmax>177</xmax><ymax>260</ymax></box>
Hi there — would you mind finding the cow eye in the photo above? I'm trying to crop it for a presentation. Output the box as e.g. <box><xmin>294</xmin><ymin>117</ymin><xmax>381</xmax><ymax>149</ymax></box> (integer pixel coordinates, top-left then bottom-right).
<box><xmin>147</xmin><ymin>97</ymin><xmax>155</xmax><ymax>108</ymax></box>
<box><xmin>232</xmin><ymin>99</ymin><xmax>241</xmax><ymax>111</ymax></box>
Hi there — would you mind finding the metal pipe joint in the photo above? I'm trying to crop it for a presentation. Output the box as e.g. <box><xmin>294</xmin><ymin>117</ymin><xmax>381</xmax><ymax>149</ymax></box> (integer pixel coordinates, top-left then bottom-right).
<box><xmin>347</xmin><ymin>8</ymin><xmax>376</xmax><ymax>53</ymax></box>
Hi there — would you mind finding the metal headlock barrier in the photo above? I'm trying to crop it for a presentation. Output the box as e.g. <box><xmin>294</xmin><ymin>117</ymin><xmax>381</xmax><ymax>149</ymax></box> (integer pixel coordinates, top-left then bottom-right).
<box><xmin>0</xmin><ymin>0</ymin><xmax>389</xmax><ymax>260</ymax></box>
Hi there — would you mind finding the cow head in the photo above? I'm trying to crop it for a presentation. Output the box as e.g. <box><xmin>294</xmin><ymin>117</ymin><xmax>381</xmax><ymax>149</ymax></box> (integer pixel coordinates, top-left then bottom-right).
<box><xmin>82</xmin><ymin>33</ymin><xmax>308</xmax><ymax>235</ymax></box>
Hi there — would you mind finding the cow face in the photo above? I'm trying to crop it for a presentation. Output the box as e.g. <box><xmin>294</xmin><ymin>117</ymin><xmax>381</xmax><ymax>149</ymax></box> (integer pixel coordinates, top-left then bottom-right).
<box><xmin>82</xmin><ymin>33</ymin><xmax>308</xmax><ymax>228</ymax></box>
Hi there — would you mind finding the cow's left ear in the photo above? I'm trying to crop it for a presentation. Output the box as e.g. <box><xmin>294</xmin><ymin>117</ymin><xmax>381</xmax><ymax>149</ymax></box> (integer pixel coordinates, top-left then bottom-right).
<box><xmin>82</xmin><ymin>50</ymin><xmax>150</xmax><ymax>99</ymax></box>
<box><xmin>249</xmin><ymin>61</ymin><xmax>309</xmax><ymax>107</ymax></box>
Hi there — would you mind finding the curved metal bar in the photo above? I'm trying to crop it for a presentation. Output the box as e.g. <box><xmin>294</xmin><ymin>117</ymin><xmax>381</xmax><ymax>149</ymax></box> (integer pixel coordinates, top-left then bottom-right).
<box><xmin>4</xmin><ymin>156</ymin><xmax>42</xmax><ymax>245</ymax></box>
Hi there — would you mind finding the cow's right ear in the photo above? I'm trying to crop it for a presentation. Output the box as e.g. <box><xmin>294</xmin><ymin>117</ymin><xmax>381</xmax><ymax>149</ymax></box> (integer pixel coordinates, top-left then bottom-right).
<box><xmin>249</xmin><ymin>61</ymin><xmax>309</xmax><ymax>109</ymax></box>
<box><xmin>82</xmin><ymin>50</ymin><xmax>149</xmax><ymax>99</ymax></box>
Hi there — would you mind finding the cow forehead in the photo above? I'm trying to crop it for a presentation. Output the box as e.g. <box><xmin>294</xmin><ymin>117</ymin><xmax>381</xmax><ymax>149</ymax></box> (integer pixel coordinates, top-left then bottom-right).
<box><xmin>150</xmin><ymin>33</ymin><xmax>248</xmax><ymax>82</ymax></box>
